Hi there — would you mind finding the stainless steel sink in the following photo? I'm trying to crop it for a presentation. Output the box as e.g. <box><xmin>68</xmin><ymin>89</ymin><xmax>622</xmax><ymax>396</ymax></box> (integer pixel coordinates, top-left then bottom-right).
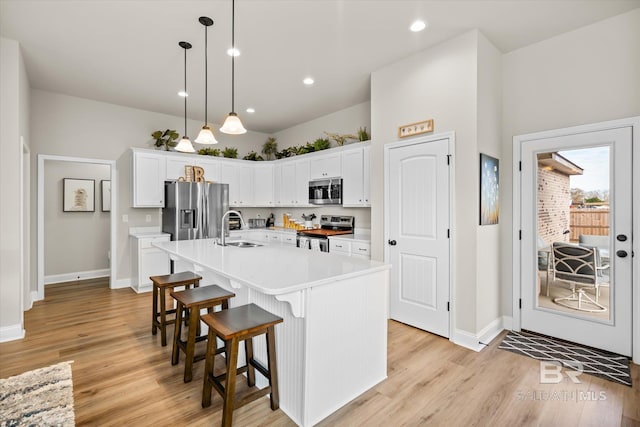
<box><xmin>226</xmin><ymin>241</ymin><xmax>262</xmax><ymax>248</ymax></box>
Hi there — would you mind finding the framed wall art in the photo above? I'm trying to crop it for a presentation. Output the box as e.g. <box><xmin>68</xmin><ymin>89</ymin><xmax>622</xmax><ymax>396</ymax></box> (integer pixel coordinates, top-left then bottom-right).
<box><xmin>101</xmin><ymin>180</ymin><xmax>111</xmax><ymax>212</ymax></box>
<box><xmin>479</xmin><ymin>153</ymin><xmax>499</xmax><ymax>225</ymax></box>
<box><xmin>63</xmin><ymin>178</ymin><xmax>95</xmax><ymax>212</ymax></box>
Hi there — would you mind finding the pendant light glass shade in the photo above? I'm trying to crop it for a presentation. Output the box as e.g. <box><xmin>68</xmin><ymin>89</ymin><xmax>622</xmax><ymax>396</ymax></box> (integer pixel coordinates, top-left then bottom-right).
<box><xmin>195</xmin><ymin>125</ymin><xmax>217</xmax><ymax>144</ymax></box>
<box><xmin>220</xmin><ymin>0</ymin><xmax>247</xmax><ymax>135</ymax></box>
<box><xmin>194</xmin><ymin>16</ymin><xmax>218</xmax><ymax>145</ymax></box>
<box><xmin>176</xmin><ymin>41</ymin><xmax>195</xmax><ymax>153</ymax></box>
<box><xmin>220</xmin><ymin>112</ymin><xmax>246</xmax><ymax>134</ymax></box>
<box><xmin>175</xmin><ymin>136</ymin><xmax>196</xmax><ymax>152</ymax></box>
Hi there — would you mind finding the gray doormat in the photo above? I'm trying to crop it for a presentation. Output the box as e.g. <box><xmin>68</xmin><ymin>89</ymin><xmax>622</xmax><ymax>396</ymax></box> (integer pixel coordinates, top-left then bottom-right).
<box><xmin>499</xmin><ymin>330</ymin><xmax>631</xmax><ymax>387</ymax></box>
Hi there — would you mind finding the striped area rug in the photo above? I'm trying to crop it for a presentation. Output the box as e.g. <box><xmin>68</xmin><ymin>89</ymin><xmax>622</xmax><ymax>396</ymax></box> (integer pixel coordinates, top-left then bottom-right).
<box><xmin>499</xmin><ymin>331</ymin><xmax>631</xmax><ymax>387</ymax></box>
<box><xmin>0</xmin><ymin>361</ymin><xmax>75</xmax><ymax>426</ymax></box>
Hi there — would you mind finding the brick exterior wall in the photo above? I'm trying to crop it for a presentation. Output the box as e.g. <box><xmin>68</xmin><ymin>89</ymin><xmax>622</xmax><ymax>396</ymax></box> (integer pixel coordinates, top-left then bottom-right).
<box><xmin>537</xmin><ymin>167</ymin><xmax>571</xmax><ymax>246</ymax></box>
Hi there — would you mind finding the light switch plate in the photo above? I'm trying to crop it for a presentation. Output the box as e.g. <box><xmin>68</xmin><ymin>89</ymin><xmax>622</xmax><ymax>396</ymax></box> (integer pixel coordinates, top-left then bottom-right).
<box><xmin>398</xmin><ymin>119</ymin><xmax>434</xmax><ymax>138</ymax></box>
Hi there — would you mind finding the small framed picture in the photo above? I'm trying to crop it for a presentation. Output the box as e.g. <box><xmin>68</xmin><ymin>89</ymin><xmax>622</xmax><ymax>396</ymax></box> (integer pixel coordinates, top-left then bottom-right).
<box><xmin>63</xmin><ymin>178</ymin><xmax>95</xmax><ymax>212</ymax></box>
<box><xmin>479</xmin><ymin>153</ymin><xmax>499</xmax><ymax>225</ymax></box>
<box><xmin>101</xmin><ymin>180</ymin><xmax>111</xmax><ymax>212</ymax></box>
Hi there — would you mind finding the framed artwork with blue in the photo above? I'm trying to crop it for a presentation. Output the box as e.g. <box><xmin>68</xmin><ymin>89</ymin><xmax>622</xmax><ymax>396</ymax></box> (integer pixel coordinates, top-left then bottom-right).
<box><xmin>480</xmin><ymin>153</ymin><xmax>499</xmax><ymax>225</ymax></box>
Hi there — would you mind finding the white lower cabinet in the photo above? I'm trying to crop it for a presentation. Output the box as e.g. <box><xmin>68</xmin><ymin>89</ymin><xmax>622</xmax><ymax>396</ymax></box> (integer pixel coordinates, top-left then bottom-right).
<box><xmin>329</xmin><ymin>237</ymin><xmax>371</xmax><ymax>259</ymax></box>
<box><xmin>130</xmin><ymin>234</ymin><xmax>170</xmax><ymax>293</ymax></box>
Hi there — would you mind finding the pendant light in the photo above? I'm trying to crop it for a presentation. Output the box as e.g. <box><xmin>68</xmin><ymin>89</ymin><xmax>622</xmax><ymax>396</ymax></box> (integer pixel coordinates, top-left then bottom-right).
<box><xmin>220</xmin><ymin>0</ymin><xmax>247</xmax><ymax>135</ymax></box>
<box><xmin>194</xmin><ymin>16</ymin><xmax>218</xmax><ymax>144</ymax></box>
<box><xmin>175</xmin><ymin>41</ymin><xmax>196</xmax><ymax>153</ymax></box>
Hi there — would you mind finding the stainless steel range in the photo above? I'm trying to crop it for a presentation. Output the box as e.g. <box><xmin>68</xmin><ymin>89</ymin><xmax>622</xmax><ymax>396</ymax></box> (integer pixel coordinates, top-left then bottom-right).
<box><xmin>296</xmin><ymin>215</ymin><xmax>354</xmax><ymax>252</ymax></box>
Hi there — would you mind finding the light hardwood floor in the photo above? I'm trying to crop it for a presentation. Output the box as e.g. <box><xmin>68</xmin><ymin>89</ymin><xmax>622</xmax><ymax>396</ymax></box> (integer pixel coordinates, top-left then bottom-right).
<box><xmin>1</xmin><ymin>279</ymin><xmax>638</xmax><ymax>426</ymax></box>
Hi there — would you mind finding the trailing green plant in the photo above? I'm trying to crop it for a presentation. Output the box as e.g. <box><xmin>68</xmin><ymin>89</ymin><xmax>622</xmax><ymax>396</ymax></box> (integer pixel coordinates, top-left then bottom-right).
<box><xmin>151</xmin><ymin>129</ymin><xmax>179</xmax><ymax>151</ymax></box>
<box><xmin>222</xmin><ymin>147</ymin><xmax>238</xmax><ymax>158</ymax></box>
<box><xmin>324</xmin><ymin>131</ymin><xmax>356</xmax><ymax>146</ymax></box>
<box><xmin>197</xmin><ymin>147</ymin><xmax>221</xmax><ymax>156</ymax></box>
<box><xmin>243</xmin><ymin>151</ymin><xmax>264</xmax><ymax>161</ymax></box>
<box><xmin>357</xmin><ymin>126</ymin><xmax>370</xmax><ymax>142</ymax></box>
<box><xmin>262</xmin><ymin>137</ymin><xmax>278</xmax><ymax>160</ymax></box>
<box><xmin>275</xmin><ymin>146</ymin><xmax>298</xmax><ymax>159</ymax></box>
<box><xmin>312</xmin><ymin>137</ymin><xmax>331</xmax><ymax>151</ymax></box>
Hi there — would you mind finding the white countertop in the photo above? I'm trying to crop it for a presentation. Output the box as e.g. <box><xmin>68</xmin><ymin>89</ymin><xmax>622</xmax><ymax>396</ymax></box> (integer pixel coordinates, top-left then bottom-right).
<box><xmin>153</xmin><ymin>238</ymin><xmax>389</xmax><ymax>296</ymax></box>
<box><xmin>129</xmin><ymin>227</ymin><xmax>170</xmax><ymax>238</ymax></box>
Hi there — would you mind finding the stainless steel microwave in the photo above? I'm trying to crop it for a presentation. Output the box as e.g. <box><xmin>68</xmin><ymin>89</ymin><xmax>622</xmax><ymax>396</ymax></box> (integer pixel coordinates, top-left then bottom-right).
<box><xmin>309</xmin><ymin>178</ymin><xmax>342</xmax><ymax>205</ymax></box>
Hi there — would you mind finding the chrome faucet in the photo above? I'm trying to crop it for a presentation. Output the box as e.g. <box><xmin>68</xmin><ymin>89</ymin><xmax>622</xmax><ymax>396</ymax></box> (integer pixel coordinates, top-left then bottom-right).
<box><xmin>219</xmin><ymin>210</ymin><xmax>246</xmax><ymax>246</ymax></box>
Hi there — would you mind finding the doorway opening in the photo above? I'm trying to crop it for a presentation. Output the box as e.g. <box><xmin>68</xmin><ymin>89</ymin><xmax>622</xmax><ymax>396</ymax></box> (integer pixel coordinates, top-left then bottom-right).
<box><xmin>37</xmin><ymin>155</ymin><xmax>117</xmax><ymax>301</ymax></box>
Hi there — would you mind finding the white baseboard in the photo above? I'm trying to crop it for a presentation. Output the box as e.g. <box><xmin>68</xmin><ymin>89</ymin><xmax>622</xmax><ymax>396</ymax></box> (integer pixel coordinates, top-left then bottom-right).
<box><xmin>131</xmin><ymin>283</ymin><xmax>153</xmax><ymax>294</ymax></box>
<box><xmin>451</xmin><ymin>316</ymin><xmax>509</xmax><ymax>352</ymax></box>
<box><xmin>45</xmin><ymin>269</ymin><xmax>110</xmax><ymax>285</ymax></box>
<box><xmin>451</xmin><ymin>329</ymin><xmax>484</xmax><ymax>352</ymax></box>
<box><xmin>0</xmin><ymin>324</ymin><xmax>25</xmax><ymax>343</ymax></box>
<box><xmin>478</xmin><ymin>317</ymin><xmax>505</xmax><ymax>346</ymax></box>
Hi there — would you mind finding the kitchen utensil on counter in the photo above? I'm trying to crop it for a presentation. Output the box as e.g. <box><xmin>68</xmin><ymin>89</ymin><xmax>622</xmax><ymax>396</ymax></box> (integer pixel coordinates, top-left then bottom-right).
<box><xmin>301</xmin><ymin>213</ymin><xmax>316</xmax><ymax>229</ymax></box>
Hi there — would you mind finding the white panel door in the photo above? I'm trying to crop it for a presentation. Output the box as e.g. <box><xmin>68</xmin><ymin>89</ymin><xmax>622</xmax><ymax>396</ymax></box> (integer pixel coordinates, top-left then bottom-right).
<box><xmin>519</xmin><ymin>126</ymin><xmax>632</xmax><ymax>356</ymax></box>
<box><xmin>387</xmin><ymin>137</ymin><xmax>450</xmax><ymax>337</ymax></box>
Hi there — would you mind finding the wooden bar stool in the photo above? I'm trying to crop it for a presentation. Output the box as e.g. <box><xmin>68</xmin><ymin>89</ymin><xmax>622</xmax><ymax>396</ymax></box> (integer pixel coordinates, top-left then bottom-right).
<box><xmin>150</xmin><ymin>271</ymin><xmax>202</xmax><ymax>346</ymax></box>
<box><xmin>201</xmin><ymin>303</ymin><xmax>283</xmax><ymax>427</ymax></box>
<box><xmin>170</xmin><ymin>285</ymin><xmax>235</xmax><ymax>383</ymax></box>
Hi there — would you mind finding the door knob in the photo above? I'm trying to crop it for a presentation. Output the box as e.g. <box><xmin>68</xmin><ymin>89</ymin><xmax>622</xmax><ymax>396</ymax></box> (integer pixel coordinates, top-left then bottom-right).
<box><xmin>617</xmin><ymin>250</ymin><xmax>628</xmax><ymax>258</ymax></box>
<box><xmin>388</xmin><ymin>239</ymin><xmax>397</xmax><ymax>246</ymax></box>
<box><xmin>616</xmin><ymin>234</ymin><xmax>628</xmax><ymax>242</ymax></box>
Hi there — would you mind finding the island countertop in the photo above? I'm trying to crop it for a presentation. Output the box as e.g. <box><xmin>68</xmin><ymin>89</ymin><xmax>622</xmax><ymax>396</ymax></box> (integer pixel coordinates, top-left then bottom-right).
<box><xmin>153</xmin><ymin>238</ymin><xmax>389</xmax><ymax>296</ymax></box>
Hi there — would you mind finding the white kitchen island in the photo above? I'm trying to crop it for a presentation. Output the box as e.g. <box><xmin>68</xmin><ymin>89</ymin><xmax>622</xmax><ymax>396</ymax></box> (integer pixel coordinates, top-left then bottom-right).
<box><xmin>153</xmin><ymin>238</ymin><xmax>390</xmax><ymax>427</ymax></box>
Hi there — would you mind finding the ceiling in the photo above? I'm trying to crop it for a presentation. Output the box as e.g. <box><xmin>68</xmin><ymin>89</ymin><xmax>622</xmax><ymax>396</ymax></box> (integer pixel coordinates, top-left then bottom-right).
<box><xmin>2</xmin><ymin>1</ymin><xmax>639</xmax><ymax>134</ymax></box>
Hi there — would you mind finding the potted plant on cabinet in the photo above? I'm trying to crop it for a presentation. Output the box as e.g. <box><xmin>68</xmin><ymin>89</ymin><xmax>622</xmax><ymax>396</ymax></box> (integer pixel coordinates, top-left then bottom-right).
<box><xmin>262</xmin><ymin>137</ymin><xmax>278</xmax><ymax>160</ymax></box>
<box><xmin>151</xmin><ymin>129</ymin><xmax>179</xmax><ymax>151</ymax></box>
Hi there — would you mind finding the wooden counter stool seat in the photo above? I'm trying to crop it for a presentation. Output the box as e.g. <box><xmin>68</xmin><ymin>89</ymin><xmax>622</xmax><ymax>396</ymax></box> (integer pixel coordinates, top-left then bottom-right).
<box><xmin>201</xmin><ymin>303</ymin><xmax>283</xmax><ymax>427</ymax></box>
<box><xmin>170</xmin><ymin>285</ymin><xmax>236</xmax><ymax>383</ymax></box>
<box><xmin>150</xmin><ymin>271</ymin><xmax>202</xmax><ymax>346</ymax></box>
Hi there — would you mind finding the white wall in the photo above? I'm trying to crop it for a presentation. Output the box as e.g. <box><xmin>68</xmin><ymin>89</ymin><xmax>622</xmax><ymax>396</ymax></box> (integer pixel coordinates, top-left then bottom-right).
<box><xmin>475</xmin><ymin>33</ymin><xmax>503</xmax><ymax>332</ymax></box>
<box><xmin>29</xmin><ymin>90</ymin><xmax>270</xmax><ymax>287</ymax></box>
<box><xmin>44</xmin><ymin>161</ymin><xmax>111</xmax><ymax>278</ymax></box>
<box><xmin>0</xmin><ymin>37</ymin><xmax>29</xmax><ymax>341</ymax></box>
<box><xmin>371</xmin><ymin>30</ymin><xmax>481</xmax><ymax>334</ymax></box>
<box><xmin>501</xmin><ymin>9</ymin><xmax>640</xmax><ymax>318</ymax></box>
<box><xmin>274</xmin><ymin>102</ymin><xmax>371</xmax><ymax>149</ymax></box>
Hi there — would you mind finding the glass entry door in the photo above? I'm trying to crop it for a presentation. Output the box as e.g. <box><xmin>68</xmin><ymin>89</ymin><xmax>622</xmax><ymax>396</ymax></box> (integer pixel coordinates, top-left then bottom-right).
<box><xmin>519</xmin><ymin>126</ymin><xmax>632</xmax><ymax>356</ymax></box>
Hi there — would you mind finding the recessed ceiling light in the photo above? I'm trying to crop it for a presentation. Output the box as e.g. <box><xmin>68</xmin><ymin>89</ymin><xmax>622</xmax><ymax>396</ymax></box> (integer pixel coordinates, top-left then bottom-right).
<box><xmin>227</xmin><ymin>47</ymin><xmax>240</xmax><ymax>57</ymax></box>
<box><xmin>178</xmin><ymin>91</ymin><xmax>188</xmax><ymax>97</ymax></box>
<box><xmin>410</xmin><ymin>20</ymin><xmax>427</xmax><ymax>32</ymax></box>
<box><xmin>303</xmin><ymin>77</ymin><xmax>314</xmax><ymax>85</ymax></box>
<box><xmin>246</xmin><ymin>107</ymin><xmax>255</xmax><ymax>113</ymax></box>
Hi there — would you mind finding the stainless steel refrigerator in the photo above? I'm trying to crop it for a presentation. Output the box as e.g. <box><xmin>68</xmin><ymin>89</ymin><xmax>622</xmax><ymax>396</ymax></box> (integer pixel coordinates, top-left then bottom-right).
<box><xmin>162</xmin><ymin>181</ymin><xmax>229</xmax><ymax>241</ymax></box>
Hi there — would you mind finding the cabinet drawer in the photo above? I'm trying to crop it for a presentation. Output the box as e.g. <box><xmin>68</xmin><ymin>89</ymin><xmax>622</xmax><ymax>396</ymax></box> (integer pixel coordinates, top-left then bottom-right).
<box><xmin>352</xmin><ymin>242</ymin><xmax>371</xmax><ymax>256</ymax></box>
<box><xmin>330</xmin><ymin>240</ymin><xmax>350</xmax><ymax>253</ymax></box>
<box><xmin>282</xmin><ymin>235</ymin><xmax>296</xmax><ymax>245</ymax></box>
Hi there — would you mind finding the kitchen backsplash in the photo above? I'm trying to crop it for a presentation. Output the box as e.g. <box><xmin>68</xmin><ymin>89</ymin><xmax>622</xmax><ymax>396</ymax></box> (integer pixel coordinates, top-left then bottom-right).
<box><xmin>237</xmin><ymin>207</ymin><xmax>371</xmax><ymax>229</ymax></box>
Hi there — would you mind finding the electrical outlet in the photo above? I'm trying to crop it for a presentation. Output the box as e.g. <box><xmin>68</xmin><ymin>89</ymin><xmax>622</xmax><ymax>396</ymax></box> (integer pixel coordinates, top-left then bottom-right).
<box><xmin>122</xmin><ymin>214</ymin><xmax>128</xmax><ymax>223</ymax></box>
<box><xmin>145</xmin><ymin>215</ymin><xmax>152</xmax><ymax>222</ymax></box>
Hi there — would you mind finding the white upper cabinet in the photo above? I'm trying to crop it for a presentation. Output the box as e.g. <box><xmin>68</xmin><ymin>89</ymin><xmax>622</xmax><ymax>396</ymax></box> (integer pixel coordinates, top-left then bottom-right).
<box><xmin>166</xmin><ymin>157</ymin><xmax>193</xmax><ymax>181</ymax></box>
<box><xmin>309</xmin><ymin>153</ymin><xmax>341</xmax><ymax>179</ymax></box>
<box><xmin>253</xmin><ymin>163</ymin><xmax>274</xmax><ymax>206</ymax></box>
<box><xmin>295</xmin><ymin>159</ymin><xmax>310</xmax><ymax>206</ymax></box>
<box><xmin>196</xmin><ymin>157</ymin><xmax>221</xmax><ymax>183</ymax></box>
<box><xmin>132</xmin><ymin>150</ymin><xmax>166</xmax><ymax>207</ymax></box>
<box><xmin>220</xmin><ymin>161</ymin><xmax>254</xmax><ymax>207</ymax></box>
<box><xmin>278</xmin><ymin>162</ymin><xmax>297</xmax><ymax>206</ymax></box>
<box><xmin>341</xmin><ymin>145</ymin><xmax>370</xmax><ymax>207</ymax></box>
<box><xmin>341</xmin><ymin>147</ymin><xmax>365</xmax><ymax>206</ymax></box>
<box><xmin>363</xmin><ymin>145</ymin><xmax>371</xmax><ymax>206</ymax></box>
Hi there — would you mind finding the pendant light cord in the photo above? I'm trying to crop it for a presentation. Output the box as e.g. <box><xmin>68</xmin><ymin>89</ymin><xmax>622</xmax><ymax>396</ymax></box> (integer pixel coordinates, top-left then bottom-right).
<box><xmin>204</xmin><ymin>23</ymin><xmax>208</xmax><ymax>124</ymax></box>
<box><xmin>184</xmin><ymin>45</ymin><xmax>188</xmax><ymax>136</ymax></box>
<box><xmin>231</xmin><ymin>0</ymin><xmax>235</xmax><ymax>113</ymax></box>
